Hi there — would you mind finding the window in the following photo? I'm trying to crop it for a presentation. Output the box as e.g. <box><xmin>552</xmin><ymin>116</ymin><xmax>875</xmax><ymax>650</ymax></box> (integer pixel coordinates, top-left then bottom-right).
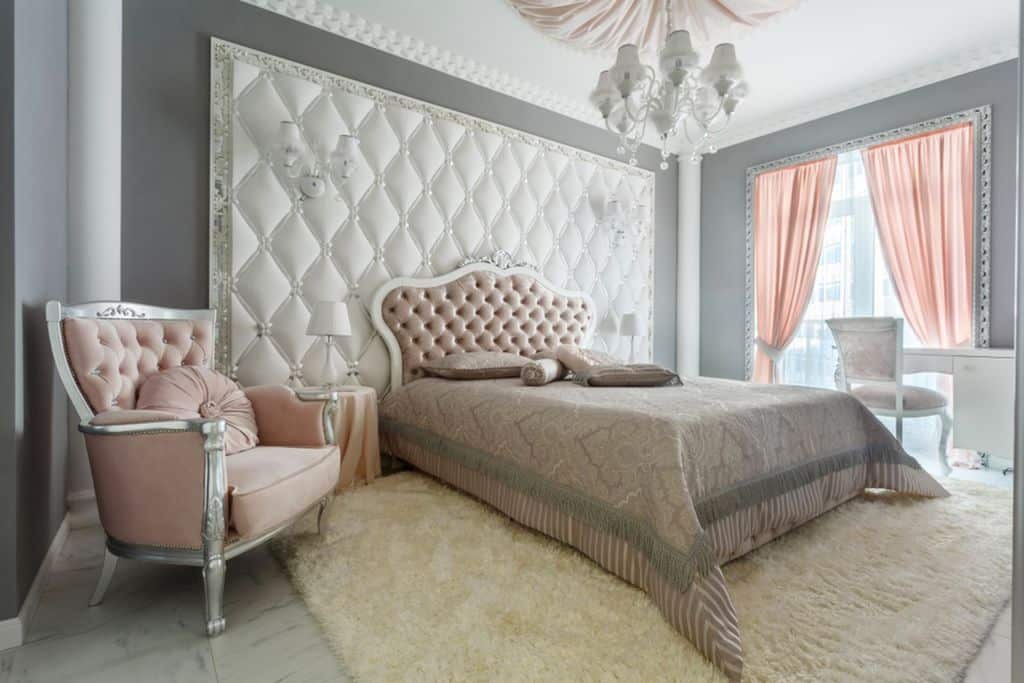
<box><xmin>778</xmin><ymin>151</ymin><xmax>919</xmax><ymax>388</ymax></box>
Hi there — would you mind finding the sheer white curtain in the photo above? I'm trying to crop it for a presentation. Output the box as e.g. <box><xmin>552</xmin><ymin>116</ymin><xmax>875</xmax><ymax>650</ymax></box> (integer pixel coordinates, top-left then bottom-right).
<box><xmin>778</xmin><ymin>151</ymin><xmax>918</xmax><ymax>388</ymax></box>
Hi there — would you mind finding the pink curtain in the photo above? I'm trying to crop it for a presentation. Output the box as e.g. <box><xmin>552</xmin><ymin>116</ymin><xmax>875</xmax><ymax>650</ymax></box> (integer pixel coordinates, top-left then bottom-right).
<box><xmin>753</xmin><ymin>156</ymin><xmax>838</xmax><ymax>383</ymax></box>
<box><xmin>861</xmin><ymin>123</ymin><xmax>974</xmax><ymax>348</ymax></box>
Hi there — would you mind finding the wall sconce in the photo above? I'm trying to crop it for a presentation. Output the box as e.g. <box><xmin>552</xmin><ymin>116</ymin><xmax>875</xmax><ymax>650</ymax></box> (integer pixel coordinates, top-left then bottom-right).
<box><xmin>276</xmin><ymin>121</ymin><xmax>360</xmax><ymax>201</ymax></box>
<box><xmin>600</xmin><ymin>198</ymin><xmax>646</xmax><ymax>247</ymax></box>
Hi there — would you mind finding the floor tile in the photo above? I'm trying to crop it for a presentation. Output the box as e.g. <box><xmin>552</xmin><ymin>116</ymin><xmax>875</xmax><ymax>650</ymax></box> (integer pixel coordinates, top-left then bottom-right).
<box><xmin>965</xmin><ymin>632</ymin><xmax>1010</xmax><ymax>683</ymax></box>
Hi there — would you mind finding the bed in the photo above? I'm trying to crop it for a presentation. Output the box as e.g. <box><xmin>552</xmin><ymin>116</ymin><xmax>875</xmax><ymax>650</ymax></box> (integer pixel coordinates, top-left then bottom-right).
<box><xmin>370</xmin><ymin>259</ymin><xmax>948</xmax><ymax>680</ymax></box>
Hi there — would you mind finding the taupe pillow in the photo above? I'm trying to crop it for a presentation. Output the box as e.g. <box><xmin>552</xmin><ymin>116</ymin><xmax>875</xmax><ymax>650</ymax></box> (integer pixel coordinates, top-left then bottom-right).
<box><xmin>521</xmin><ymin>358</ymin><xmax>565</xmax><ymax>386</ymax></box>
<box><xmin>420</xmin><ymin>351</ymin><xmax>528</xmax><ymax>380</ymax></box>
<box><xmin>573</xmin><ymin>364</ymin><xmax>682</xmax><ymax>388</ymax></box>
<box><xmin>555</xmin><ymin>345</ymin><xmax>619</xmax><ymax>374</ymax></box>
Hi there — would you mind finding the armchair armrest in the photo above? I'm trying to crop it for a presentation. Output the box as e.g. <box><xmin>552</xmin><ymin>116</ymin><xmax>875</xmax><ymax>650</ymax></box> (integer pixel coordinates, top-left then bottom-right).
<box><xmin>243</xmin><ymin>385</ymin><xmax>340</xmax><ymax>447</ymax></box>
<box><xmin>80</xmin><ymin>411</ymin><xmax>228</xmax><ymax>553</ymax></box>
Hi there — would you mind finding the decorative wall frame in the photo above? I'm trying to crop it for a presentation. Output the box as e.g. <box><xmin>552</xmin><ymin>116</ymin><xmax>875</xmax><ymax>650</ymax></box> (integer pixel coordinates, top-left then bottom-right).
<box><xmin>209</xmin><ymin>39</ymin><xmax>655</xmax><ymax>395</ymax></box>
<box><xmin>742</xmin><ymin>105</ymin><xmax>992</xmax><ymax>380</ymax></box>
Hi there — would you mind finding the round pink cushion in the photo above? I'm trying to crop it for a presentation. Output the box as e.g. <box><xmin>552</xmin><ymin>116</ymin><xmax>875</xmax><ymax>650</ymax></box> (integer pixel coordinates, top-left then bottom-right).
<box><xmin>137</xmin><ymin>366</ymin><xmax>259</xmax><ymax>454</ymax></box>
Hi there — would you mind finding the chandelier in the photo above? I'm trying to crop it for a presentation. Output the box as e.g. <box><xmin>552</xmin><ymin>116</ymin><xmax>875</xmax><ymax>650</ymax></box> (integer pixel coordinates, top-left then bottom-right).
<box><xmin>590</xmin><ymin>0</ymin><xmax>748</xmax><ymax>167</ymax></box>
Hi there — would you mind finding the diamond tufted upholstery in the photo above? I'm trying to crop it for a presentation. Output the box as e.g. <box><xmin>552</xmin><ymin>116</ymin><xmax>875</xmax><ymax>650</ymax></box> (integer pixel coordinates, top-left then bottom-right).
<box><xmin>214</xmin><ymin>44</ymin><xmax>654</xmax><ymax>395</ymax></box>
<box><xmin>61</xmin><ymin>318</ymin><xmax>213</xmax><ymax>414</ymax></box>
<box><xmin>380</xmin><ymin>270</ymin><xmax>592</xmax><ymax>383</ymax></box>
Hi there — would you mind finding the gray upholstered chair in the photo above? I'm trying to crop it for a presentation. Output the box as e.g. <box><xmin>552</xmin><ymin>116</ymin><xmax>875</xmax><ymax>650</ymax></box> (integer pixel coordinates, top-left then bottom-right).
<box><xmin>827</xmin><ymin>317</ymin><xmax>951</xmax><ymax>474</ymax></box>
<box><xmin>47</xmin><ymin>301</ymin><xmax>341</xmax><ymax>636</ymax></box>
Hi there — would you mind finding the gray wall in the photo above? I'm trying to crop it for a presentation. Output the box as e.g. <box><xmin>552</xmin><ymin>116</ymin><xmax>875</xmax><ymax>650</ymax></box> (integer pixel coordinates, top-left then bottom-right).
<box><xmin>121</xmin><ymin>0</ymin><xmax>679</xmax><ymax>368</ymax></box>
<box><xmin>700</xmin><ymin>60</ymin><xmax>1018</xmax><ymax>379</ymax></box>
<box><xmin>0</xmin><ymin>0</ymin><xmax>68</xmax><ymax>620</ymax></box>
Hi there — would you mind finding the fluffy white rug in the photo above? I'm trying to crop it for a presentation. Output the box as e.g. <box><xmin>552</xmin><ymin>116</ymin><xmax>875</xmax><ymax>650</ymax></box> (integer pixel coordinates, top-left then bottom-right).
<box><xmin>274</xmin><ymin>473</ymin><xmax>1011</xmax><ymax>682</ymax></box>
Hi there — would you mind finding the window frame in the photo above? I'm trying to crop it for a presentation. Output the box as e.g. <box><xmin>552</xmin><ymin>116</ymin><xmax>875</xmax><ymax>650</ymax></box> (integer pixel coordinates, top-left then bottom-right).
<box><xmin>742</xmin><ymin>106</ymin><xmax>992</xmax><ymax>381</ymax></box>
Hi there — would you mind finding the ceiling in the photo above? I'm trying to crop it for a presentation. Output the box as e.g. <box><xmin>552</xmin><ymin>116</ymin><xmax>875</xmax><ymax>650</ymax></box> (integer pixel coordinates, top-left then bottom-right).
<box><xmin>255</xmin><ymin>0</ymin><xmax>1018</xmax><ymax>152</ymax></box>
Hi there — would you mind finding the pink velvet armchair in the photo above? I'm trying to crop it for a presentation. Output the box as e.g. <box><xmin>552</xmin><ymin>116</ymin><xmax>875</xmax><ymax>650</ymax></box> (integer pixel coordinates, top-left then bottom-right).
<box><xmin>46</xmin><ymin>301</ymin><xmax>341</xmax><ymax>636</ymax></box>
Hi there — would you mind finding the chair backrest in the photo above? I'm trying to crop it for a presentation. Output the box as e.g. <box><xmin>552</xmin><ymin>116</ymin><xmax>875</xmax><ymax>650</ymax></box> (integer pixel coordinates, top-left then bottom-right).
<box><xmin>826</xmin><ymin>316</ymin><xmax>903</xmax><ymax>387</ymax></box>
<box><xmin>47</xmin><ymin>301</ymin><xmax>216</xmax><ymax>421</ymax></box>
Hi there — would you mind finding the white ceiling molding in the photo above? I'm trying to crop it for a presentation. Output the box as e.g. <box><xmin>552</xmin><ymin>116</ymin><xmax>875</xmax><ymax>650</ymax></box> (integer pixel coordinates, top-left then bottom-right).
<box><xmin>241</xmin><ymin>0</ymin><xmax>602</xmax><ymax>128</ymax></box>
<box><xmin>244</xmin><ymin>0</ymin><xmax>1017</xmax><ymax>157</ymax></box>
<box><xmin>708</xmin><ymin>39</ymin><xmax>1017</xmax><ymax>151</ymax></box>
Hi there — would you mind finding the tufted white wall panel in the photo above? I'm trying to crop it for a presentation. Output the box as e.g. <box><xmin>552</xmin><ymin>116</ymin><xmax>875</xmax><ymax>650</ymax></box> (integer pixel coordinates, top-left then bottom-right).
<box><xmin>209</xmin><ymin>39</ymin><xmax>654</xmax><ymax>395</ymax></box>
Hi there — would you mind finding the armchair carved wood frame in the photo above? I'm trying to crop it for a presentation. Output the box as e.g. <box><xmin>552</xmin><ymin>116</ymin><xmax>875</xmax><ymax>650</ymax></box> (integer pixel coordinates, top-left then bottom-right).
<box><xmin>46</xmin><ymin>301</ymin><xmax>341</xmax><ymax>637</ymax></box>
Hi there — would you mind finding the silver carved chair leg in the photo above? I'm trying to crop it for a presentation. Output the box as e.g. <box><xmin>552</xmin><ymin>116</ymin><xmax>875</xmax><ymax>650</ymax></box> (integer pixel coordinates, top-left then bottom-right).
<box><xmin>316</xmin><ymin>495</ymin><xmax>333</xmax><ymax>535</ymax></box>
<box><xmin>938</xmin><ymin>410</ymin><xmax>953</xmax><ymax>476</ymax></box>
<box><xmin>88</xmin><ymin>548</ymin><xmax>119</xmax><ymax>607</ymax></box>
<box><xmin>201</xmin><ymin>421</ymin><xmax>228</xmax><ymax>637</ymax></box>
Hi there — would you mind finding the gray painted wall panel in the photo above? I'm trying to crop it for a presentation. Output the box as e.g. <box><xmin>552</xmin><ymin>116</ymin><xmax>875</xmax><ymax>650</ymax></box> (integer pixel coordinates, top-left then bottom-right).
<box><xmin>0</xmin><ymin>0</ymin><xmax>68</xmax><ymax>620</ymax></box>
<box><xmin>0</xmin><ymin>0</ymin><xmax>17</xmax><ymax>620</ymax></box>
<box><xmin>700</xmin><ymin>60</ymin><xmax>1018</xmax><ymax>379</ymax></box>
<box><xmin>121</xmin><ymin>0</ymin><xmax>679</xmax><ymax>367</ymax></box>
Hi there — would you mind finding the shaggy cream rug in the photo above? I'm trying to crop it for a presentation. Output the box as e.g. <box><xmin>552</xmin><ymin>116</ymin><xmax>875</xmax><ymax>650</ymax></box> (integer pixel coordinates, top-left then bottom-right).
<box><xmin>274</xmin><ymin>473</ymin><xmax>1011</xmax><ymax>682</ymax></box>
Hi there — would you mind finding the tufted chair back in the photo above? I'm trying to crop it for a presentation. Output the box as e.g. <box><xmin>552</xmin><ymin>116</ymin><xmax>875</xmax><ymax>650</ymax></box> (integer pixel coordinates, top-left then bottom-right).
<box><xmin>378</xmin><ymin>269</ymin><xmax>593</xmax><ymax>385</ymax></box>
<box><xmin>47</xmin><ymin>301</ymin><xmax>216</xmax><ymax>420</ymax></box>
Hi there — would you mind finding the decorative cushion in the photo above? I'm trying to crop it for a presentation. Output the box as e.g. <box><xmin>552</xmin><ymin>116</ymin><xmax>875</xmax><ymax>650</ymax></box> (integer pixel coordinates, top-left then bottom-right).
<box><xmin>851</xmin><ymin>384</ymin><xmax>948</xmax><ymax>412</ymax></box>
<box><xmin>420</xmin><ymin>351</ymin><xmax>529</xmax><ymax>380</ymax></box>
<box><xmin>521</xmin><ymin>358</ymin><xmax>566</xmax><ymax>386</ymax></box>
<box><xmin>555</xmin><ymin>345</ymin><xmax>619</xmax><ymax>374</ymax></box>
<box><xmin>137</xmin><ymin>366</ymin><xmax>259</xmax><ymax>454</ymax></box>
<box><xmin>572</xmin><ymin>364</ymin><xmax>683</xmax><ymax>387</ymax></box>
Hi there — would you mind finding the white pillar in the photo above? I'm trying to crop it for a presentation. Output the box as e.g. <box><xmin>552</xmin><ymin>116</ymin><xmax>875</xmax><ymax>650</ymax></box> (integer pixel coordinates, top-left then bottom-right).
<box><xmin>67</xmin><ymin>0</ymin><xmax>122</xmax><ymax>524</ymax></box>
<box><xmin>676</xmin><ymin>157</ymin><xmax>701</xmax><ymax>376</ymax></box>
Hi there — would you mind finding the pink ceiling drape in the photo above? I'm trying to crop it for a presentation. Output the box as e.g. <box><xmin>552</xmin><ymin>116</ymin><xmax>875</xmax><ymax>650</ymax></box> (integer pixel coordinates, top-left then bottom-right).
<box><xmin>753</xmin><ymin>156</ymin><xmax>838</xmax><ymax>383</ymax></box>
<box><xmin>862</xmin><ymin>124</ymin><xmax>974</xmax><ymax>348</ymax></box>
<box><xmin>506</xmin><ymin>0</ymin><xmax>799</xmax><ymax>51</ymax></box>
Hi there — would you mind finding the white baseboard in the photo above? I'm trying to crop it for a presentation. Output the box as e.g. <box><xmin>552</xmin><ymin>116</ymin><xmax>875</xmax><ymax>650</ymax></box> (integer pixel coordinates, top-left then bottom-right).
<box><xmin>66</xmin><ymin>489</ymin><xmax>99</xmax><ymax>529</ymax></box>
<box><xmin>0</xmin><ymin>514</ymin><xmax>70</xmax><ymax>652</ymax></box>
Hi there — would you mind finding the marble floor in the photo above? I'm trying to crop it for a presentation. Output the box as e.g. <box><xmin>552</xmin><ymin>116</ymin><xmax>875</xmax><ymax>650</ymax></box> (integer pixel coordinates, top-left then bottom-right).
<box><xmin>0</xmin><ymin>416</ymin><xmax>1013</xmax><ymax>682</ymax></box>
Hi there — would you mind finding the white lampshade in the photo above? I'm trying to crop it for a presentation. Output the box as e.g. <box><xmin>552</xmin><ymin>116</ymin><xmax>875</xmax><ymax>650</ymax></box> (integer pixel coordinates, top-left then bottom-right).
<box><xmin>660</xmin><ymin>30</ymin><xmax>699</xmax><ymax>85</ymax></box>
<box><xmin>620</xmin><ymin>313</ymin><xmax>645</xmax><ymax>336</ymax></box>
<box><xmin>307</xmin><ymin>301</ymin><xmax>351</xmax><ymax>337</ymax></box>
<box><xmin>610</xmin><ymin>44</ymin><xmax>643</xmax><ymax>96</ymax></box>
<box><xmin>278</xmin><ymin>120</ymin><xmax>302</xmax><ymax>146</ymax></box>
<box><xmin>702</xmin><ymin>43</ymin><xmax>743</xmax><ymax>93</ymax></box>
<box><xmin>590</xmin><ymin>70</ymin><xmax>620</xmax><ymax>117</ymax></box>
<box><xmin>333</xmin><ymin>134</ymin><xmax>359</xmax><ymax>157</ymax></box>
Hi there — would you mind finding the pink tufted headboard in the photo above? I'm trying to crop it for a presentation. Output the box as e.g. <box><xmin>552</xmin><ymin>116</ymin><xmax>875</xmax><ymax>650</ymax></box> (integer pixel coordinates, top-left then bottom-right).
<box><xmin>371</xmin><ymin>264</ymin><xmax>594</xmax><ymax>390</ymax></box>
<box><xmin>47</xmin><ymin>302</ymin><xmax>216</xmax><ymax>419</ymax></box>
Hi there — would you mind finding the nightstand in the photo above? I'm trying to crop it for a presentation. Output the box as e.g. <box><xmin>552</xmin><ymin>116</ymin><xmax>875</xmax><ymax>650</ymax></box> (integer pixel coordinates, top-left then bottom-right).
<box><xmin>297</xmin><ymin>385</ymin><xmax>380</xmax><ymax>491</ymax></box>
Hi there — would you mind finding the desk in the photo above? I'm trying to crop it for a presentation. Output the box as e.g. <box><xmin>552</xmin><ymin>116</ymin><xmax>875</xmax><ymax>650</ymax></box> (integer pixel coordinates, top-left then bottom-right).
<box><xmin>903</xmin><ymin>347</ymin><xmax>1014</xmax><ymax>464</ymax></box>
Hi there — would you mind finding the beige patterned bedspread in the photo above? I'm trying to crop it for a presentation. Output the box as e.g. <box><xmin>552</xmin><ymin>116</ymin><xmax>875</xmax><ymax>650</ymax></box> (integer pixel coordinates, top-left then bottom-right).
<box><xmin>379</xmin><ymin>376</ymin><xmax>947</xmax><ymax>679</ymax></box>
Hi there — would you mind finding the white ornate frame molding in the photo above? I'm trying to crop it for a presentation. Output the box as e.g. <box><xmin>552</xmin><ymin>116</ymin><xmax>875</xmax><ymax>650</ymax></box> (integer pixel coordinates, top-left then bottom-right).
<box><xmin>743</xmin><ymin>105</ymin><xmax>992</xmax><ymax>380</ymax></box>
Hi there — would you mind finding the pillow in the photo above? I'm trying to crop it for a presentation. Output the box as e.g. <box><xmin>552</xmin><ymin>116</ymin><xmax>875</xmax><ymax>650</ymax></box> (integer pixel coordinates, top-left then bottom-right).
<box><xmin>136</xmin><ymin>366</ymin><xmax>259</xmax><ymax>454</ymax></box>
<box><xmin>521</xmin><ymin>358</ymin><xmax>565</xmax><ymax>386</ymax></box>
<box><xmin>573</xmin><ymin>364</ymin><xmax>682</xmax><ymax>388</ymax></box>
<box><xmin>555</xmin><ymin>345</ymin><xmax>619</xmax><ymax>374</ymax></box>
<box><xmin>420</xmin><ymin>351</ymin><xmax>528</xmax><ymax>380</ymax></box>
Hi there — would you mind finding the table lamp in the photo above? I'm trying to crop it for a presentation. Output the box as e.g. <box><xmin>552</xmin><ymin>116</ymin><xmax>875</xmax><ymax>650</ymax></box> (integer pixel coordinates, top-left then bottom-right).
<box><xmin>307</xmin><ymin>301</ymin><xmax>352</xmax><ymax>388</ymax></box>
<box><xmin>620</xmin><ymin>312</ymin><xmax>645</xmax><ymax>363</ymax></box>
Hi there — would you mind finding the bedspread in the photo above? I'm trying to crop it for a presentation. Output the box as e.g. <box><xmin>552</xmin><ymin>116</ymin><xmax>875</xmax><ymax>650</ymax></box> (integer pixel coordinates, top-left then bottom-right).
<box><xmin>379</xmin><ymin>376</ymin><xmax>947</xmax><ymax>679</ymax></box>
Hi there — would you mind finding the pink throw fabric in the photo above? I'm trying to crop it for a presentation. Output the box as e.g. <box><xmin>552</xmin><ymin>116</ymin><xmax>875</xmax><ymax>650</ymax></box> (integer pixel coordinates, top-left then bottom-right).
<box><xmin>137</xmin><ymin>366</ymin><xmax>259</xmax><ymax>454</ymax></box>
<box><xmin>862</xmin><ymin>123</ymin><xmax>974</xmax><ymax>348</ymax></box>
<box><xmin>753</xmin><ymin>156</ymin><xmax>838</xmax><ymax>383</ymax></box>
<box><xmin>507</xmin><ymin>0</ymin><xmax>798</xmax><ymax>50</ymax></box>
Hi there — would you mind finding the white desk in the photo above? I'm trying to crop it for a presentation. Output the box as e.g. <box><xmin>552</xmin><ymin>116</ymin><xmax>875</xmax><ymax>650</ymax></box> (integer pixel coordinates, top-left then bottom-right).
<box><xmin>903</xmin><ymin>347</ymin><xmax>1014</xmax><ymax>464</ymax></box>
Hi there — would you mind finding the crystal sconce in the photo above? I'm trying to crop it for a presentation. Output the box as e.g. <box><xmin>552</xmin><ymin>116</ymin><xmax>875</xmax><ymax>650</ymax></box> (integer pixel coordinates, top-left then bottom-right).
<box><xmin>276</xmin><ymin>121</ymin><xmax>360</xmax><ymax>200</ymax></box>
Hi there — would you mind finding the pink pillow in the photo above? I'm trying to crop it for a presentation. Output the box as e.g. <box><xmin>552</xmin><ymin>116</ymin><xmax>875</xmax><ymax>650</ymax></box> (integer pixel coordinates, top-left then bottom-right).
<box><xmin>137</xmin><ymin>366</ymin><xmax>259</xmax><ymax>454</ymax></box>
